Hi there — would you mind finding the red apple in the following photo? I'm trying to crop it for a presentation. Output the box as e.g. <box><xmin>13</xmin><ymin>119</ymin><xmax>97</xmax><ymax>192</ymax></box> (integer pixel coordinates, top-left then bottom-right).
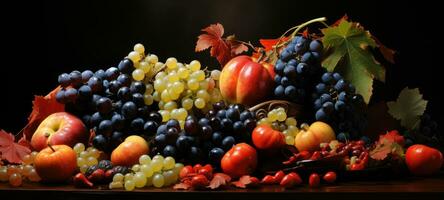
<box><xmin>111</xmin><ymin>135</ymin><xmax>149</xmax><ymax>166</ymax></box>
<box><xmin>219</xmin><ymin>55</ymin><xmax>275</xmax><ymax>106</ymax></box>
<box><xmin>31</xmin><ymin>112</ymin><xmax>89</xmax><ymax>151</ymax></box>
<box><xmin>34</xmin><ymin>144</ymin><xmax>77</xmax><ymax>182</ymax></box>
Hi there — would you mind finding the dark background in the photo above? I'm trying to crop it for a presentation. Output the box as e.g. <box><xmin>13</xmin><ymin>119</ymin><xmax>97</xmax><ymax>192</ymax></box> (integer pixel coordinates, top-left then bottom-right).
<box><xmin>1</xmin><ymin>0</ymin><xmax>442</xmax><ymax>133</ymax></box>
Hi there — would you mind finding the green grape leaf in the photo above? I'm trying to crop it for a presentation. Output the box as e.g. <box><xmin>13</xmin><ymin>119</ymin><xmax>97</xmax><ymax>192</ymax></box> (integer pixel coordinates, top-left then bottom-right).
<box><xmin>322</xmin><ymin>19</ymin><xmax>385</xmax><ymax>103</ymax></box>
<box><xmin>387</xmin><ymin>87</ymin><xmax>428</xmax><ymax>130</ymax></box>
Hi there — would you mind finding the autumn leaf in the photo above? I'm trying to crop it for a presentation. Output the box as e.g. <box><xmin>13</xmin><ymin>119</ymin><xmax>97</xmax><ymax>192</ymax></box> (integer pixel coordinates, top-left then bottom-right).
<box><xmin>259</xmin><ymin>36</ymin><xmax>289</xmax><ymax>52</ymax></box>
<box><xmin>387</xmin><ymin>87</ymin><xmax>428</xmax><ymax>130</ymax></box>
<box><xmin>173</xmin><ymin>182</ymin><xmax>192</xmax><ymax>190</ymax></box>
<box><xmin>322</xmin><ymin>18</ymin><xmax>385</xmax><ymax>103</ymax></box>
<box><xmin>207</xmin><ymin>173</ymin><xmax>231</xmax><ymax>189</ymax></box>
<box><xmin>23</xmin><ymin>86</ymin><xmax>65</xmax><ymax>140</ymax></box>
<box><xmin>196</xmin><ymin>23</ymin><xmax>248</xmax><ymax>66</ymax></box>
<box><xmin>232</xmin><ymin>175</ymin><xmax>260</xmax><ymax>188</ymax></box>
<box><xmin>370</xmin><ymin>130</ymin><xmax>405</xmax><ymax>160</ymax></box>
<box><xmin>0</xmin><ymin>130</ymin><xmax>31</xmax><ymax>164</ymax></box>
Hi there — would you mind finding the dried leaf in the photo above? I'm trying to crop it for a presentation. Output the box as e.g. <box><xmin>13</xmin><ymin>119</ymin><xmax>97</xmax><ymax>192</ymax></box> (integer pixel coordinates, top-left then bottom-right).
<box><xmin>387</xmin><ymin>87</ymin><xmax>428</xmax><ymax>130</ymax></box>
<box><xmin>173</xmin><ymin>182</ymin><xmax>192</xmax><ymax>190</ymax></box>
<box><xmin>331</xmin><ymin>14</ymin><xmax>349</xmax><ymax>27</ymax></box>
<box><xmin>196</xmin><ymin>23</ymin><xmax>249</xmax><ymax>66</ymax></box>
<box><xmin>208</xmin><ymin>173</ymin><xmax>231</xmax><ymax>189</ymax></box>
<box><xmin>0</xmin><ymin>130</ymin><xmax>31</xmax><ymax>163</ymax></box>
<box><xmin>23</xmin><ymin>86</ymin><xmax>65</xmax><ymax>140</ymax></box>
<box><xmin>370</xmin><ymin>130</ymin><xmax>405</xmax><ymax>160</ymax></box>
<box><xmin>232</xmin><ymin>175</ymin><xmax>259</xmax><ymax>188</ymax></box>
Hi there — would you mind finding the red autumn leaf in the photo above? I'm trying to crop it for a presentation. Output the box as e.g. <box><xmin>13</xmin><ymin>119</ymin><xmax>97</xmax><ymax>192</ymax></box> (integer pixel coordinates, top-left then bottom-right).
<box><xmin>259</xmin><ymin>36</ymin><xmax>289</xmax><ymax>52</ymax></box>
<box><xmin>196</xmin><ymin>23</ymin><xmax>249</xmax><ymax>66</ymax></box>
<box><xmin>0</xmin><ymin>130</ymin><xmax>31</xmax><ymax>164</ymax></box>
<box><xmin>23</xmin><ymin>86</ymin><xmax>65</xmax><ymax>140</ymax></box>
<box><xmin>232</xmin><ymin>175</ymin><xmax>260</xmax><ymax>188</ymax></box>
<box><xmin>173</xmin><ymin>182</ymin><xmax>192</xmax><ymax>190</ymax></box>
<box><xmin>378</xmin><ymin>130</ymin><xmax>405</xmax><ymax>146</ymax></box>
<box><xmin>207</xmin><ymin>173</ymin><xmax>232</xmax><ymax>189</ymax></box>
<box><xmin>370</xmin><ymin>130</ymin><xmax>405</xmax><ymax>160</ymax></box>
<box><xmin>18</xmin><ymin>134</ymin><xmax>32</xmax><ymax>150</ymax></box>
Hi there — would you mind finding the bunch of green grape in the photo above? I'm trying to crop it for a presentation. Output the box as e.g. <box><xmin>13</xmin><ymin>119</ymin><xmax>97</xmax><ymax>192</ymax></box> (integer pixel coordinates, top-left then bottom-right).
<box><xmin>109</xmin><ymin>154</ymin><xmax>183</xmax><ymax>191</ymax></box>
<box><xmin>152</xmin><ymin>60</ymin><xmax>223</xmax><ymax>127</ymax></box>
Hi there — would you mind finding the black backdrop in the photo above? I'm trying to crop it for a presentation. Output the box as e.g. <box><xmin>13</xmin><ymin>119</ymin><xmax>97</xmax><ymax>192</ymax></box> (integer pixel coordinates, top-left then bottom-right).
<box><xmin>1</xmin><ymin>0</ymin><xmax>442</xmax><ymax>133</ymax></box>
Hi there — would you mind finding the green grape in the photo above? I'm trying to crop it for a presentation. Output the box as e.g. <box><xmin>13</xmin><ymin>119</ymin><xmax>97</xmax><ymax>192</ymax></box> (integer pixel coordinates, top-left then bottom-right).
<box><xmin>73</xmin><ymin>143</ymin><xmax>85</xmax><ymax>154</ymax></box>
<box><xmin>154</xmin><ymin>79</ymin><xmax>167</xmax><ymax>92</ymax></box>
<box><xmin>132</xmin><ymin>164</ymin><xmax>140</xmax><ymax>172</ymax></box>
<box><xmin>176</xmin><ymin>108</ymin><xmax>187</xmax><ymax>121</ymax></box>
<box><xmin>172</xmin><ymin>81</ymin><xmax>184</xmax><ymax>94</ymax></box>
<box><xmin>167</xmin><ymin>72</ymin><xmax>179</xmax><ymax>83</ymax></box>
<box><xmin>194</xmin><ymin>98</ymin><xmax>206</xmax><ymax>109</ymax></box>
<box><xmin>124</xmin><ymin>173</ymin><xmax>134</xmax><ymax>181</ymax></box>
<box><xmin>143</xmin><ymin>94</ymin><xmax>154</xmax><ymax>105</ymax></box>
<box><xmin>151</xmin><ymin>159</ymin><xmax>163</xmax><ymax>172</ymax></box>
<box><xmin>140</xmin><ymin>164</ymin><xmax>153</xmax><ymax>178</ymax></box>
<box><xmin>134</xmin><ymin>43</ymin><xmax>145</xmax><ymax>54</ymax></box>
<box><xmin>113</xmin><ymin>173</ymin><xmax>124</xmax><ymax>182</ymax></box>
<box><xmin>164</xmin><ymin>101</ymin><xmax>177</xmax><ymax>111</ymax></box>
<box><xmin>177</xmin><ymin>67</ymin><xmax>189</xmax><ymax>79</ymax></box>
<box><xmin>109</xmin><ymin>181</ymin><xmax>123</xmax><ymax>189</ymax></box>
<box><xmin>172</xmin><ymin>163</ymin><xmax>184</xmax><ymax>176</ymax></box>
<box><xmin>196</xmin><ymin>90</ymin><xmax>210</xmax><ymax>101</ymax></box>
<box><xmin>159</xmin><ymin>110</ymin><xmax>170</xmax><ymax>122</ymax></box>
<box><xmin>132</xmin><ymin>69</ymin><xmax>145</xmax><ymax>81</ymax></box>
<box><xmin>128</xmin><ymin>51</ymin><xmax>141</xmax><ymax>63</ymax></box>
<box><xmin>277</xmin><ymin>111</ymin><xmax>287</xmax><ymax>122</ymax></box>
<box><xmin>189</xmin><ymin>60</ymin><xmax>201</xmax><ymax>71</ymax></box>
<box><xmin>163</xmin><ymin>156</ymin><xmax>175</xmax><ymax>170</ymax></box>
<box><xmin>210</xmin><ymin>70</ymin><xmax>221</xmax><ymax>80</ymax></box>
<box><xmin>139</xmin><ymin>155</ymin><xmax>152</xmax><ymax>165</ymax></box>
<box><xmin>124</xmin><ymin>180</ymin><xmax>136</xmax><ymax>191</ymax></box>
<box><xmin>267</xmin><ymin>110</ymin><xmax>278</xmax><ymax>122</ymax></box>
<box><xmin>140</xmin><ymin>61</ymin><xmax>152</xmax><ymax>73</ymax></box>
<box><xmin>152</xmin><ymin>91</ymin><xmax>160</xmax><ymax>102</ymax></box>
<box><xmin>86</xmin><ymin>156</ymin><xmax>98</xmax><ymax>166</ymax></box>
<box><xmin>161</xmin><ymin>90</ymin><xmax>171</xmax><ymax>102</ymax></box>
<box><xmin>285</xmin><ymin>117</ymin><xmax>297</xmax><ymax>126</ymax></box>
<box><xmin>155</xmin><ymin>71</ymin><xmax>167</xmax><ymax>80</ymax></box>
<box><xmin>145</xmin><ymin>84</ymin><xmax>154</xmax><ymax>95</ymax></box>
<box><xmin>77</xmin><ymin>157</ymin><xmax>86</xmax><ymax>167</ymax></box>
<box><xmin>134</xmin><ymin>172</ymin><xmax>147</xmax><ymax>188</ymax></box>
<box><xmin>191</xmin><ymin>70</ymin><xmax>205</xmax><ymax>81</ymax></box>
<box><xmin>146</xmin><ymin>175</ymin><xmax>153</xmax><ymax>187</ymax></box>
<box><xmin>285</xmin><ymin>135</ymin><xmax>295</xmax><ymax>145</ymax></box>
<box><xmin>162</xmin><ymin>170</ymin><xmax>175</xmax><ymax>186</ymax></box>
<box><xmin>152</xmin><ymin>174</ymin><xmax>165</xmax><ymax>188</ymax></box>
<box><xmin>166</xmin><ymin>57</ymin><xmax>178</xmax><ymax>70</ymax></box>
<box><xmin>187</xmin><ymin>79</ymin><xmax>199</xmax><ymax>91</ymax></box>
<box><xmin>199</xmin><ymin>79</ymin><xmax>209</xmax><ymax>90</ymax></box>
<box><xmin>146</xmin><ymin>54</ymin><xmax>158</xmax><ymax>64</ymax></box>
<box><xmin>182</xmin><ymin>98</ymin><xmax>193</xmax><ymax>110</ymax></box>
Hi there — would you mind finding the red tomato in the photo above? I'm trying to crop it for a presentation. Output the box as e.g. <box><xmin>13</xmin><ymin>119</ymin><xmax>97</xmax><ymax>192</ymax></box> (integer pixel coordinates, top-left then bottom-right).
<box><xmin>309</xmin><ymin>173</ymin><xmax>320</xmax><ymax>187</ymax></box>
<box><xmin>221</xmin><ymin>143</ymin><xmax>258</xmax><ymax>178</ymax></box>
<box><xmin>323</xmin><ymin>171</ymin><xmax>337</xmax><ymax>183</ymax></box>
<box><xmin>219</xmin><ymin>55</ymin><xmax>275</xmax><ymax>106</ymax></box>
<box><xmin>406</xmin><ymin>144</ymin><xmax>443</xmax><ymax>176</ymax></box>
<box><xmin>252</xmin><ymin>125</ymin><xmax>286</xmax><ymax>150</ymax></box>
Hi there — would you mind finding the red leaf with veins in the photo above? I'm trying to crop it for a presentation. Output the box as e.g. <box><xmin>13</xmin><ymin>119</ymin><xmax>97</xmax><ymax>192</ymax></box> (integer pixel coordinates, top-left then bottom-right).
<box><xmin>196</xmin><ymin>23</ymin><xmax>249</xmax><ymax>66</ymax></box>
<box><xmin>0</xmin><ymin>130</ymin><xmax>31</xmax><ymax>164</ymax></box>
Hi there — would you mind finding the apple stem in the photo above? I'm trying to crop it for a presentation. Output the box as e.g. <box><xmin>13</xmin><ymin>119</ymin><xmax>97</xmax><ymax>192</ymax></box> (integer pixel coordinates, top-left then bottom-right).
<box><xmin>47</xmin><ymin>143</ymin><xmax>56</xmax><ymax>152</ymax></box>
<box><xmin>301</xmin><ymin>123</ymin><xmax>310</xmax><ymax>131</ymax></box>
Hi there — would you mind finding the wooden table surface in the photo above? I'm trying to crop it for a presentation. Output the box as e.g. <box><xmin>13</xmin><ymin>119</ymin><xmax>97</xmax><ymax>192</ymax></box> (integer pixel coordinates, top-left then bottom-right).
<box><xmin>1</xmin><ymin>174</ymin><xmax>444</xmax><ymax>200</ymax></box>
